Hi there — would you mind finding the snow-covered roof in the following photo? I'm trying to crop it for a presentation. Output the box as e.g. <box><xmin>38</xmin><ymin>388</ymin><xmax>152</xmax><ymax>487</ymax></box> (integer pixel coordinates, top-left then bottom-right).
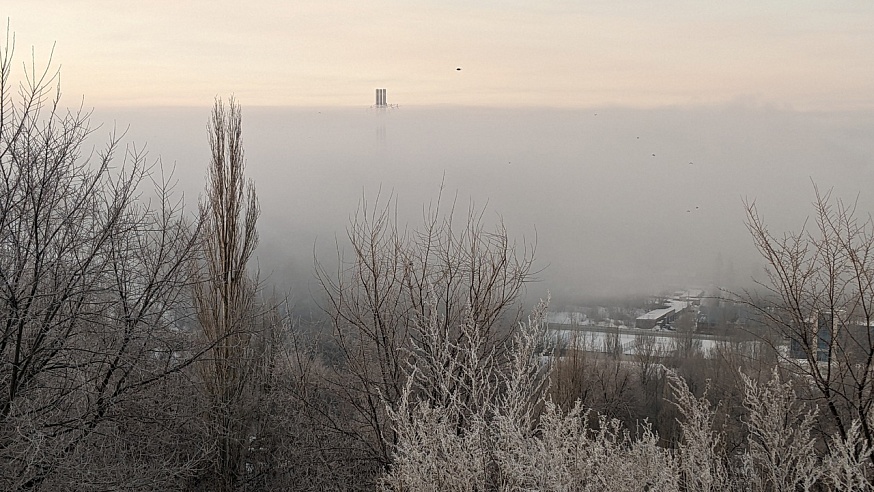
<box><xmin>637</xmin><ymin>308</ymin><xmax>674</xmax><ymax>320</ymax></box>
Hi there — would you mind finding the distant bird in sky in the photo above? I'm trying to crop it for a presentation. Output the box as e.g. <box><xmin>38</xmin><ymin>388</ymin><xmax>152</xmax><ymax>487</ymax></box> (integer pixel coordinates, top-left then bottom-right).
<box><xmin>652</xmin><ymin>153</ymin><xmax>656</xmax><ymax>156</ymax></box>
<box><xmin>456</xmin><ymin>67</ymin><xmax>462</xmax><ymax>71</ymax></box>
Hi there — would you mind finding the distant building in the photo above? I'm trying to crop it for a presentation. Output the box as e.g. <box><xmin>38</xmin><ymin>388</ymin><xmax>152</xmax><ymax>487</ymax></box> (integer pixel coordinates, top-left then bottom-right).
<box><xmin>636</xmin><ymin>294</ymin><xmax>691</xmax><ymax>330</ymax></box>
<box><xmin>789</xmin><ymin>311</ymin><xmax>832</xmax><ymax>362</ymax></box>
<box><xmin>635</xmin><ymin>307</ymin><xmax>676</xmax><ymax>329</ymax></box>
<box><xmin>373</xmin><ymin>88</ymin><xmax>398</xmax><ymax>109</ymax></box>
<box><xmin>788</xmin><ymin>311</ymin><xmax>874</xmax><ymax>363</ymax></box>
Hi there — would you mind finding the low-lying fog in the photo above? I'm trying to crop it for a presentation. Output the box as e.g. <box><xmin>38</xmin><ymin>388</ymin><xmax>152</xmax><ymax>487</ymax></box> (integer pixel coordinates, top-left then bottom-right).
<box><xmin>91</xmin><ymin>104</ymin><xmax>874</xmax><ymax>307</ymax></box>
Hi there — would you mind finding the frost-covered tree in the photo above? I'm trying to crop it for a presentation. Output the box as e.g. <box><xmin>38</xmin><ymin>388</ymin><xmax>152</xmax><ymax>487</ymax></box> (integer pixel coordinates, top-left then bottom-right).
<box><xmin>739</xmin><ymin>369</ymin><xmax>821</xmax><ymax>491</ymax></box>
<box><xmin>192</xmin><ymin>97</ymin><xmax>265</xmax><ymax>491</ymax></box>
<box><xmin>312</xmin><ymin>192</ymin><xmax>535</xmax><ymax>485</ymax></box>
<box><xmin>381</xmin><ymin>302</ymin><xmax>874</xmax><ymax>491</ymax></box>
<box><xmin>382</xmin><ymin>298</ymin><xmax>679</xmax><ymax>491</ymax></box>
<box><xmin>668</xmin><ymin>373</ymin><xmax>731</xmax><ymax>492</ymax></box>
<box><xmin>745</xmin><ymin>189</ymin><xmax>874</xmax><ymax>453</ymax></box>
<box><xmin>0</xmin><ymin>28</ymin><xmax>205</xmax><ymax>490</ymax></box>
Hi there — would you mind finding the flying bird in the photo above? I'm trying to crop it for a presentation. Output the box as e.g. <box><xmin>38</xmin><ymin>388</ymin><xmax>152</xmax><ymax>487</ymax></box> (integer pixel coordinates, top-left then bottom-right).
<box><xmin>456</xmin><ymin>67</ymin><xmax>462</xmax><ymax>71</ymax></box>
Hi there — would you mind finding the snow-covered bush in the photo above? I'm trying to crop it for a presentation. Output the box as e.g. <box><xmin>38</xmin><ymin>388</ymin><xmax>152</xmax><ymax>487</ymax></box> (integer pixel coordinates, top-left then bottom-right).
<box><xmin>381</xmin><ymin>299</ymin><xmax>874</xmax><ymax>491</ymax></box>
<box><xmin>740</xmin><ymin>369</ymin><xmax>821</xmax><ymax>491</ymax></box>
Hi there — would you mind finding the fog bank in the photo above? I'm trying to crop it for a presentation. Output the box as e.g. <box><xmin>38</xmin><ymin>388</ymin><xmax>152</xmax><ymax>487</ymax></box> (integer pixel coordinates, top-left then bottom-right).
<box><xmin>91</xmin><ymin>104</ymin><xmax>874</xmax><ymax>305</ymax></box>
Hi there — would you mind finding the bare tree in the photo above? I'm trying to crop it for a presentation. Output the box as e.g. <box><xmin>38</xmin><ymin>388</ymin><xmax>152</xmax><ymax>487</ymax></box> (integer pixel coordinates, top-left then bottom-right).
<box><xmin>634</xmin><ymin>332</ymin><xmax>665</xmax><ymax>387</ymax></box>
<box><xmin>745</xmin><ymin>187</ymin><xmax>874</xmax><ymax>456</ymax></box>
<box><xmin>549</xmin><ymin>331</ymin><xmax>598</xmax><ymax>409</ymax></box>
<box><xmin>0</xmin><ymin>29</ymin><xmax>206</xmax><ymax>490</ymax></box>
<box><xmin>192</xmin><ymin>97</ymin><xmax>262</xmax><ymax>491</ymax></box>
<box><xmin>548</xmin><ymin>334</ymin><xmax>646</xmax><ymax>428</ymax></box>
<box><xmin>312</xmin><ymin>191</ymin><xmax>535</xmax><ymax>485</ymax></box>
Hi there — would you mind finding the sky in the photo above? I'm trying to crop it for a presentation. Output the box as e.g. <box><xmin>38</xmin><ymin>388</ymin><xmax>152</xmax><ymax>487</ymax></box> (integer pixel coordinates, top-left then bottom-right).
<box><xmin>5</xmin><ymin>3</ymin><xmax>874</xmax><ymax>305</ymax></box>
<box><xmin>7</xmin><ymin>1</ymin><xmax>874</xmax><ymax>109</ymax></box>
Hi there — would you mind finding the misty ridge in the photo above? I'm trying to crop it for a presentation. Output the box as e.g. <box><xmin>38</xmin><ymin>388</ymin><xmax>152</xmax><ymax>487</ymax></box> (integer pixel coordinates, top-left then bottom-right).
<box><xmin>97</xmin><ymin>103</ymin><xmax>874</xmax><ymax>304</ymax></box>
<box><xmin>8</xmin><ymin>27</ymin><xmax>874</xmax><ymax>490</ymax></box>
